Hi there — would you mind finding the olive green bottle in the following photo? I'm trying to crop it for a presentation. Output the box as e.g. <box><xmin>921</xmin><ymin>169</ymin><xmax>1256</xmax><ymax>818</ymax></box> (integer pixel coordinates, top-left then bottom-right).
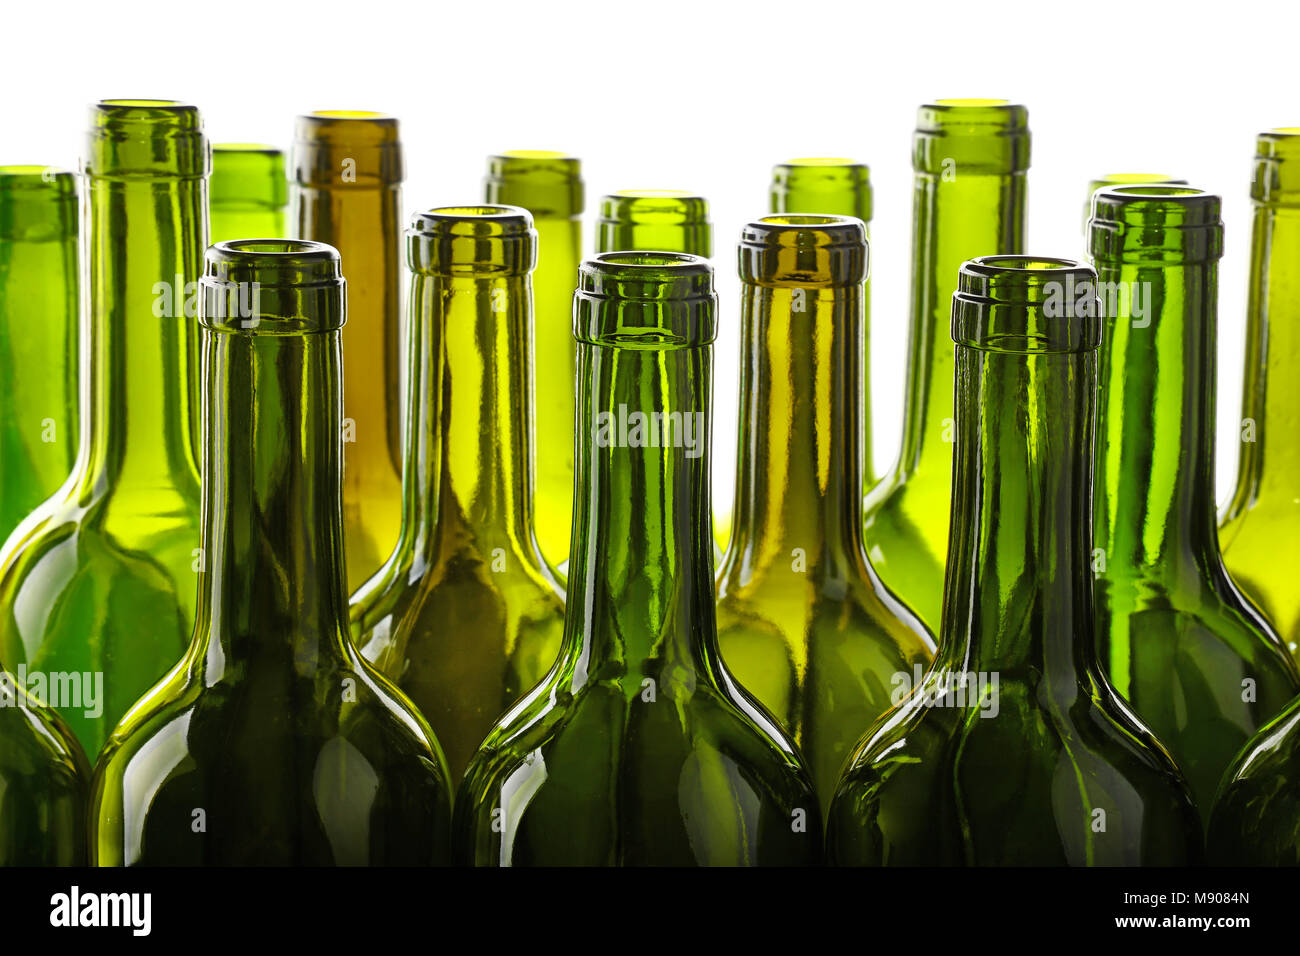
<box><xmin>210</xmin><ymin>144</ymin><xmax>286</xmax><ymax>242</ymax></box>
<box><xmin>292</xmin><ymin>112</ymin><xmax>404</xmax><ymax>591</ymax></box>
<box><xmin>1220</xmin><ymin>130</ymin><xmax>1300</xmax><ymax>663</ymax></box>
<box><xmin>455</xmin><ymin>252</ymin><xmax>820</xmax><ymax>866</ymax></box>
<box><xmin>1208</xmin><ymin>694</ymin><xmax>1300</xmax><ymax>864</ymax></box>
<box><xmin>596</xmin><ymin>190</ymin><xmax>711</xmax><ymax>256</ymax></box>
<box><xmin>484</xmin><ymin>151</ymin><xmax>583</xmax><ymax>574</ymax></box>
<box><xmin>1089</xmin><ymin>185</ymin><xmax>1300</xmax><ymax>817</ymax></box>
<box><xmin>863</xmin><ymin>101</ymin><xmax>1029</xmax><ymax>635</ymax></box>
<box><xmin>352</xmin><ymin>206</ymin><xmax>565</xmax><ymax>781</ymax></box>
<box><xmin>0</xmin><ymin>667</ymin><xmax>89</xmax><ymax>865</ymax></box>
<box><xmin>0</xmin><ymin>100</ymin><xmax>206</xmax><ymax>756</ymax></box>
<box><xmin>771</xmin><ymin>159</ymin><xmax>876</xmax><ymax>490</ymax></box>
<box><xmin>1083</xmin><ymin>174</ymin><xmax>1186</xmax><ymax>230</ymax></box>
<box><xmin>0</xmin><ymin>166</ymin><xmax>79</xmax><ymax>546</ymax></box>
<box><xmin>90</xmin><ymin>240</ymin><xmax>454</xmax><ymax>866</ymax></box>
<box><xmin>716</xmin><ymin>215</ymin><xmax>934</xmax><ymax>808</ymax></box>
<box><xmin>828</xmin><ymin>256</ymin><xmax>1202</xmax><ymax>866</ymax></box>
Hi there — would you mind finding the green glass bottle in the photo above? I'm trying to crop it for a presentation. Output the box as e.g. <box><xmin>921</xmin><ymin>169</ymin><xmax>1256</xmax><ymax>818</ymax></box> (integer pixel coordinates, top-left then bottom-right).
<box><xmin>595</xmin><ymin>190</ymin><xmax>712</xmax><ymax>256</ymax></box>
<box><xmin>455</xmin><ymin>252</ymin><xmax>821</xmax><ymax>866</ymax></box>
<box><xmin>292</xmin><ymin>111</ymin><xmax>404</xmax><ymax>591</ymax></box>
<box><xmin>863</xmin><ymin>101</ymin><xmax>1029</xmax><ymax>635</ymax></box>
<box><xmin>1083</xmin><ymin>174</ymin><xmax>1186</xmax><ymax>230</ymax></box>
<box><xmin>0</xmin><ymin>667</ymin><xmax>89</xmax><ymax>865</ymax></box>
<box><xmin>0</xmin><ymin>100</ymin><xmax>206</xmax><ymax>756</ymax></box>
<box><xmin>484</xmin><ymin>151</ymin><xmax>583</xmax><ymax>575</ymax></box>
<box><xmin>827</xmin><ymin>256</ymin><xmax>1202</xmax><ymax>866</ymax></box>
<box><xmin>0</xmin><ymin>166</ymin><xmax>79</xmax><ymax>546</ymax></box>
<box><xmin>1089</xmin><ymin>184</ymin><xmax>1300</xmax><ymax>817</ymax></box>
<box><xmin>210</xmin><ymin>144</ymin><xmax>286</xmax><ymax>243</ymax></box>
<box><xmin>90</xmin><ymin>239</ymin><xmax>454</xmax><ymax>866</ymax></box>
<box><xmin>1220</xmin><ymin>130</ymin><xmax>1300</xmax><ymax>663</ymax></box>
<box><xmin>771</xmin><ymin>159</ymin><xmax>876</xmax><ymax>491</ymax></box>
<box><xmin>352</xmin><ymin>206</ymin><xmax>565</xmax><ymax>781</ymax></box>
<box><xmin>715</xmin><ymin>215</ymin><xmax>935</xmax><ymax>808</ymax></box>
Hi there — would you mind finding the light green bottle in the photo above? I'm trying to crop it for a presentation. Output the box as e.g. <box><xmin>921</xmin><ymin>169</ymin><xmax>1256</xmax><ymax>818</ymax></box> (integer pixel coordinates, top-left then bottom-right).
<box><xmin>1083</xmin><ymin>173</ymin><xmax>1186</xmax><ymax>230</ymax></box>
<box><xmin>210</xmin><ymin>144</ymin><xmax>286</xmax><ymax>242</ymax></box>
<box><xmin>0</xmin><ymin>166</ymin><xmax>79</xmax><ymax>546</ymax></box>
<box><xmin>863</xmin><ymin>100</ymin><xmax>1029</xmax><ymax>636</ymax></box>
<box><xmin>484</xmin><ymin>151</ymin><xmax>583</xmax><ymax>575</ymax></box>
<box><xmin>596</xmin><ymin>190</ymin><xmax>711</xmax><ymax>256</ymax></box>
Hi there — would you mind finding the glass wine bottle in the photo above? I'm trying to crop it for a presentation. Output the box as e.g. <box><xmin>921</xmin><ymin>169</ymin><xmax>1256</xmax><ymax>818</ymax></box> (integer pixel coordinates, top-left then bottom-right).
<box><xmin>863</xmin><ymin>101</ymin><xmax>1029</xmax><ymax>635</ymax></box>
<box><xmin>1220</xmin><ymin>129</ymin><xmax>1300</xmax><ymax>663</ymax></box>
<box><xmin>827</xmin><ymin>256</ymin><xmax>1202</xmax><ymax>865</ymax></box>
<box><xmin>351</xmin><ymin>206</ymin><xmax>565</xmax><ymax>781</ymax></box>
<box><xmin>0</xmin><ymin>165</ymin><xmax>79</xmax><ymax>545</ymax></box>
<box><xmin>210</xmin><ymin>144</ymin><xmax>286</xmax><ymax>243</ymax></box>
<box><xmin>595</xmin><ymin>190</ymin><xmax>712</xmax><ymax>256</ymax></box>
<box><xmin>292</xmin><ymin>111</ymin><xmax>404</xmax><ymax>590</ymax></box>
<box><xmin>484</xmin><ymin>151</ymin><xmax>583</xmax><ymax>575</ymax></box>
<box><xmin>1082</xmin><ymin>174</ymin><xmax>1185</xmax><ymax>231</ymax></box>
<box><xmin>1089</xmin><ymin>184</ymin><xmax>1300</xmax><ymax>816</ymax></box>
<box><xmin>716</xmin><ymin>214</ymin><xmax>935</xmax><ymax>808</ymax></box>
<box><xmin>0</xmin><ymin>100</ymin><xmax>207</xmax><ymax>756</ymax></box>
<box><xmin>455</xmin><ymin>252</ymin><xmax>821</xmax><ymax>865</ymax></box>
<box><xmin>90</xmin><ymin>239</ymin><xmax>454</xmax><ymax>866</ymax></box>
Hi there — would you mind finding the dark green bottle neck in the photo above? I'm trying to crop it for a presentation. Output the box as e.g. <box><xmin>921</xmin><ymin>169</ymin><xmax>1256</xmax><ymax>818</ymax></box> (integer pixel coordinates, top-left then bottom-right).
<box><xmin>562</xmin><ymin>341</ymin><xmax>718</xmax><ymax>687</ymax></box>
<box><xmin>1232</xmin><ymin>204</ymin><xmax>1300</xmax><ymax>507</ymax></box>
<box><xmin>1096</xmin><ymin>259</ymin><xmax>1221</xmax><ymax>576</ymax></box>
<box><xmin>75</xmin><ymin>176</ymin><xmax>204</xmax><ymax>497</ymax></box>
<box><xmin>195</xmin><ymin>330</ymin><xmax>350</xmax><ymax>670</ymax></box>
<box><xmin>727</xmin><ymin>283</ymin><xmax>867</xmax><ymax>574</ymax></box>
<box><xmin>940</xmin><ymin>345</ymin><xmax>1098</xmax><ymax>681</ymax></box>
<box><xmin>896</xmin><ymin>170</ymin><xmax>1026</xmax><ymax>481</ymax></box>
<box><xmin>400</xmin><ymin>272</ymin><xmax>540</xmax><ymax>565</ymax></box>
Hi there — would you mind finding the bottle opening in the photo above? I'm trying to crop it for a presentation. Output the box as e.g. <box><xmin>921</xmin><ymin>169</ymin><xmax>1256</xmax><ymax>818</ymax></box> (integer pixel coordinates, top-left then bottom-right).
<box><xmin>408</xmin><ymin>205</ymin><xmax>536</xmax><ymax>276</ymax></box>
<box><xmin>951</xmin><ymin>255</ymin><xmax>1101</xmax><ymax>354</ymax></box>
<box><xmin>610</xmin><ymin>189</ymin><xmax>696</xmax><ymax>198</ymax></box>
<box><xmin>501</xmin><ymin>149</ymin><xmax>571</xmax><ymax>160</ymax></box>
<box><xmin>782</xmin><ymin>157</ymin><xmax>862</xmax><ymax>167</ymax></box>
<box><xmin>1089</xmin><ymin>185</ymin><xmax>1222</xmax><ymax>264</ymax></box>
<box><xmin>215</xmin><ymin>143</ymin><xmax>280</xmax><ymax>154</ymax></box>
<box><xmin>484</xmin><ymin>152</ymin><xmax>584</xmax><ymax>217</ymax></box>
<box><xmin>86</xmin><ymin>100</ymin><xmax>206</xmax><ymax>179</ymax></box>
<box><xmin>739</xmin><ymin>215</ymin><xmax>868</xmax><ymax>287</ymax></box>
<box><xmin>575</xmin><ymin>252</ymin><xmax>715</xmax><ymax>348</ymax></box>
<box><xmin>1255</xmin><ymin>129</ymin><xmax>1300</xmax><ymax>205</ymax></box>
<box><xmin>914</xmin><ymin>100</ymin><xmax>1029</xmax><ymax>173</ymax></box>
<box><xmin>309</xmin><ymin>109</ymin><xmax>393</xmax><ymax>120</ymax></box>
<box><xmin>202</xmin><ymin>239</ymin><xmax>344</xmax><ymax>334</ymax></box>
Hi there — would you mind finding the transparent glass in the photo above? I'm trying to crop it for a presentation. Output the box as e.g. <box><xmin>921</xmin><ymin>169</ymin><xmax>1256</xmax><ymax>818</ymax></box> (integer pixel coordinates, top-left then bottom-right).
<box><xmin>210</xmin><ymin>143</ymin><xmax>286</xmax><ymax>243</ymax></box>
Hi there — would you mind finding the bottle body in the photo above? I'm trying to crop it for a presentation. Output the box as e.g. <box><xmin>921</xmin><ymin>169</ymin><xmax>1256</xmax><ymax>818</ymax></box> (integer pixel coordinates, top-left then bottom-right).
<box><xmin>352</xmin><ymin>207</ymin><xmax>565</xmax><ymax>781</ymax></box>
<box><xmin>1220</xmin><ymin>130</ymin><xmax>1300</xmax><ymax>663</ymax></box>
<box><xmin>863</xmin><ymin>102</ymin><xmax>1029</xmax><ymax>635</ymax></box>
<box><xmin>1089</xmin><ymin>186</ymin><xmax>1300</xmax><ymax>816</ymax></box>
<box><xmin>716</xmin><ymin>216</ymin><xmax>933</xmax><ymax>808</ymax></box>
<box><xmin>0</xmin><ymin>101</ymin><xmax>206</xmax><ymax>756</ymax></box>
<box><xmin>0</xmin><ymin>166</ymin><xmax>79</xmax><ymax>545</ymax></box>
<box><xmin>484</xmin><ymin>152</ymin><xmax>583</xmax><ymax>575</ymax></box>
<box><xmin>455</xmin><ymin>253</ymin><xmax>820</xmax><ymax>865</ymax></box>
<box><xmin>1208</xmin><ymin>695</ymin><xmax>1300</xmax><ymax>864</ymax></box>
<box><xmin>210</xmin><ymin>144</ymin><xmax>287</xmax><ymax>242</ymax></box>
<box><xmin>829</xmin><ymin>258</ymin><xmax>1202</xmax><ymax>866</ymax></box>
<box><xmin>90</xmin><ymin>241</ymin><xmax>453</xmax><ymax>866</ymax></box>
<box><xmin>292</xmin><ymin>112</ymin><xmax>404</xmax><ymax>591</ymax></box>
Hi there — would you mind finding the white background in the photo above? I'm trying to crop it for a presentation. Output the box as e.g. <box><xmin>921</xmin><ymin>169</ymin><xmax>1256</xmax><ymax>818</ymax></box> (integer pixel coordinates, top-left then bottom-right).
<box><xmin>4</xmin><ymin>0</ymin><xmax>1298</xmax><ymax>518</ymax></box>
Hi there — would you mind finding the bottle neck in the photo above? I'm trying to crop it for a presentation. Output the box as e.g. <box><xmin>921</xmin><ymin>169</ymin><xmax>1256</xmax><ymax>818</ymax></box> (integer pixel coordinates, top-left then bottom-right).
<box><xmin>401</xmin><ymin>272</ymin><xmax>541</xmax><ymax>567</ymax></box>
<box><xmin>1095</xmin><ymin>259</ymin><xmax>1221</xmax><ymax>577</ymax></box>
<box><xmin>726</xmin><ymin>283</ymin><xmax>867</xmax><ymax>575</ymax></box>
<box><xmin>1231</xmin><ymin>204</ymin><xmax>1300</xmax><ymax>508</ymax></box>
<box><xmin>896</xmin><ymin>169</ymin><xmax>1026</xmax><ymax>482</ymax></box>
<box><xmin>194</xmin><ymin>329</ymin><xmax>350</xmax><ymax>671</ymax></box>
<box><xmin>563</xmin><ymin>340</ymin><xmax>717</xmax><ymax>688</ymax></box>
<box><xmin>76</xmin><ymin>176</ymin><xmax>204</xmax><ymax>497</ymax></box>
<box><xmin>940</xmin><ymin>345</ymin><xmax>1097</xmax><ymax>681</ymax></box>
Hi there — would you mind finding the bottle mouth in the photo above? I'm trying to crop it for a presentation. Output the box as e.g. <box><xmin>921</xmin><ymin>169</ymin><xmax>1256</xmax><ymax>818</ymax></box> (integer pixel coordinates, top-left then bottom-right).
<box><xmin>574</xmin><ymin>252</ymin><xmax>716</xmax><ymax>348</ymax></box>
<box><xmin>292</xmin><ymin>111</ymin><xmax>402</xmax><ymax>186</ymax></box>
<box><xmin>1089</xmin><ymin>185</ymin><xmax>1223</xmax><ymax>264</ymax></box>
<box><xmin>597</xmin><ymin>192</ymin><xmax>712</xmax><ymax>256</ymax></box>
<box><xmin>951</xmin><ymin>255</ymin><xmax>1102</xmax><ymax>354</ymax></box>
<box><xmin>201</xmin><ymin>239</ymin><xmax>344</xmax><ymax>334</ymax></box>
<box><xmin>211</xmin><ymin>144</ymin><xmax>287</xmax><ymax>209</ymax></box>
<box><xmin>84</xmin><ymin>100</ymin><xmax>207</xmax><ymax>180</ymax></box>
<box><xmin>770</xmin><ymin>159</ymin><xmax>872</xmax><ymax>220</ymax></box>
<box><xmin>484</xmin><ymin>151</ymin><xmax>583</xmax><ymax>218</ymax></box>
<box><xmin>739</xmin><ymin>214</ymin><xmax>868</xmax><ymax>287</ymax></box>
<box><xmin>1254</xmin><ymin>128</ymin><xmax>1300</xmax><ymax>205</ymax></box>
<box><xmin>914</xmin><ymin>99</ymin><xmax>1030</xmax><ymax>174</ymax></box>
<box><xmin>407</xmin><ymin>204</ymin><xmax>537</xmax><ymax>276</ymax></box>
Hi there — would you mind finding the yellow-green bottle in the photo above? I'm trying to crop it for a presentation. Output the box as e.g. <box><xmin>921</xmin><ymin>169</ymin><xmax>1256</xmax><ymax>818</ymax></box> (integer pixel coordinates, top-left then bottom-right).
<box><xmin>863</xmin><ymin>100</ymin><xmax>1029</xmax><ymax>635</ymax></box>
<box><xmin>210</xmin><ymin>144</ymin><xmax>286</xmax><ymax>242</ymax></box>
<box><xmin>484</xmin><ymin>151</ymin><xmax>583</xmax><ymax>575</ymax></box>
<box><xmin>596</xmin><ymin>190</ymin><xmax>711</xmax><ymax>256</ymax></box>
<box><xmin>292</xmin><ymin>111</ymin><xmax>404</xmax><ymax>591</ymax></box>
<box><xmin>1084</xmin><ymin>174</ymin><xmax>1186</xmax><ymax>230</ymax></box>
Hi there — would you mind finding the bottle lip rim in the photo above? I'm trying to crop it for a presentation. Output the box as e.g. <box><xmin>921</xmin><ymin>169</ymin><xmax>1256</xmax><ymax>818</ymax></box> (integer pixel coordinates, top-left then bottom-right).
<box><xmin>301</xmin><ymin>109</ymin><xmax>397</xmax><ymax>122</ymax></box>
<box><xmin>213</xmin><ymin>143</ymin><xmax>283</xmax><ymax>155</ymax></box>
<box><xmin>774</xmin><ymin>157</ymin><xmax>867</xmax><ymax>168</ymax></box>
<box><xmin>740</xmin><ymin>213</ymin><xmax>868</xmax><ymax>246</ymax></box>
<box><xmin>206</xmin><ymin>238</ymin><xmax>341</xmax><ymax>264</ymax></box>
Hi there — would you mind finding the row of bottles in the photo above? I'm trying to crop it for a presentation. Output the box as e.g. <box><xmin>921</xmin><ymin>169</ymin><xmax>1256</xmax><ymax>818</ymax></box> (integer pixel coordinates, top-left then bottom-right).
<box><xmin>2</xmin><ymin>98</ymin><xmax>1299</xmax><ymax>865</ymax></box>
